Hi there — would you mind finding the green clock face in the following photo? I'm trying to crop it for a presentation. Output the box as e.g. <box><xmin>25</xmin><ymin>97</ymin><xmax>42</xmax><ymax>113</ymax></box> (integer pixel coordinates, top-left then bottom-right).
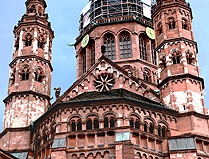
<box><xmin>81</xmin><ymin>34</ymin><xmax>90</xmax><ymax>48</ymax></box>
<box><xmin>146</xmin><ymin>27</ymin><xmax>155</xmax><ymax>40</ymax></box>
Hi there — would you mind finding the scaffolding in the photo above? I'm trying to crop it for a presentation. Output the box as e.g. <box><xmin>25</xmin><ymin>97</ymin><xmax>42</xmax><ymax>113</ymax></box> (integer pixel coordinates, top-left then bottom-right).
<box><xmin>79</xmin><ymin>0</ymin><xmax>153</xmax><ymax>33</ymax></box>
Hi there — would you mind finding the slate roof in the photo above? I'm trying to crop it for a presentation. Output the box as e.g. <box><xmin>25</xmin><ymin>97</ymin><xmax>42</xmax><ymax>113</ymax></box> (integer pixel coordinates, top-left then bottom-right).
<box><xmin>63</xmin><ymin>88</ymin><xmax>176</xmax><ymax>112</ymax></box>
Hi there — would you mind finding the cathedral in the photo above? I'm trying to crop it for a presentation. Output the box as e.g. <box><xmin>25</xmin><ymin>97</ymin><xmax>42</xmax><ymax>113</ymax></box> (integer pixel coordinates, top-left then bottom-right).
<box><xmin>0</xmin><ymin>0</ymin><xmax>208</xmax><ymax>158</ymax></box>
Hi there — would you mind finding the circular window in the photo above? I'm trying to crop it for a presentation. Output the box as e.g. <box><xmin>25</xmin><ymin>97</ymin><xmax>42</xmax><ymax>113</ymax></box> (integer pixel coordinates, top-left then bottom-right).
<box><xmin>94</xmin><ymin>73</ymin><xmax>115</xmax><ymax>92</ymax></box>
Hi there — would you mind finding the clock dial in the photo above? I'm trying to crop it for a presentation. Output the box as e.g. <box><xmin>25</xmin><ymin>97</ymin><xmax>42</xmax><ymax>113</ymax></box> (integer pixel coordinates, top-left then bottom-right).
<box><xmin>81</xmin><ymin>34</ymin><xmax>90</xmax><ymax>48</ymax></box>
<box><xmin>146</xmin><ymin>27</ymin><xmax>155</xmax><ymax>40</ymax></box>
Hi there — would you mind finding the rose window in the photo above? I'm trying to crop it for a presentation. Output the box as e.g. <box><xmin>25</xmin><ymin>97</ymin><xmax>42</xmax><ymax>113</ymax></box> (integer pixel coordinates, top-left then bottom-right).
<box><xmin>94</xmin><ymin>73</ymin><xmax>115</xmax><ymax>92</ymax></box>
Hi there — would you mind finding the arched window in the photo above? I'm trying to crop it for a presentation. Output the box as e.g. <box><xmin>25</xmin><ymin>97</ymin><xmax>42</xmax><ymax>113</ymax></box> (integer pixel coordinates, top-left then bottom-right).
<box><xmin>71</xmin><ymin>121</ymin><xmax>76</xmax><ymax>131</ymax></box>
<box><xmin>151</xmin><ymin>41</ymin><xmax>157</xmax><ymax>65</ymax></box>
<box><xmin>182</xmin><ymin>18</ymin><xmax>189</xmax><ymax>30</ymax></box>
<box><xmin>35</xmin><ymin>67</ymin><xmax>44</xmax><ymax>83</ymax></box>
<box><xmin>139</xmin><ymin>35</ymin><xmax>147</xmax><ymax>61</ymax></box>
<box><xmin>172</xmin><ymin>53</ymin><xmax>181</xmax><ymax>64</ymax></box>
<box><xmin>14</xmin><ymin>37</ymin><xmax>20</xmax><ymax>51</ymax></box>
<box><xmin>86</xmin><ymin>119</ymin><xmax>92</xmax><ymax>130</ymax></box>
<box><xmin>168</xmin><ymin>18</ymin><xmax>176</xmax><ymax>29</ymax></box>
<box><xmin>94</xmin><ymin>119</ymin><xmax>99</xmax><ymax>129</ymax></box>
<box><xmin>157</xmin><ymin>22</ymin><xmax>163</xmax><ymax>36</ymax></box>
<box><xmin>104</xmin><ymin>118</ymin><xmax>109</xmax><ymax>128</ymax></box>
<box><xmin>77</xmin><ymin>121</ymin><xmax>82</xmax><ymax>131</ymax></box>
<box><xmin>135</xmin><ymin>120</ymin><xmax>140</xmax><ymax>129</ymax></box>
<box><xmin>158</xmin><ymin>126</ymin><xmax>161</xmax><ymax>136</ymax></box>
<box><xmin>130</xmin><ymin>119</ymin><xmax>134</xmax><ymax>128</ymax></box>
<box><xmin>110</xmin><ymin>118</ymin><xmax>115</xmax><ymax>128</ymax></box>
<box><xmin>144</xmin><ymin>123</ymin><xmax>148</xmax><ymax>132</ymax></box>
<box><xmin>90</xmin><ymin>41</ymin><xmax>95</xmax><ymax>66</ymax></box>
<box><xmin>186</xmin><ymin>51</ymin><xmax>195</xmax><ymax>65</ymax></box>
<box><xmin>149</xmin><ymin>124</ymin><xmax>154</xmax><ymax>134</ymax></box>
<box><xmin>104</xmin><ymin>33</ymin><xmax>115</xmax><ymax>60</ymax></box>
<box><xmin>143</xmin><ymin>69</ymin><xmax>151</xmax><ymax>82</ymax></box>
<box><xmin>25</xmin><ymin>34</ymin><xmax>32</xmax><ymax>47</ymax></box>
<box><xmin>162</xmin><ymin>126</ymin><xmax>166</xmax><ymax>137</ymax></box>
<box><xmin>20</xmin><ymin>65</ymin><xmax>29</xmax><ymax>81</ymax></box>
<box><xmin>119</xmin><ymin>32</ymin><xmax>131</xmax><ymax>59</ymax></box>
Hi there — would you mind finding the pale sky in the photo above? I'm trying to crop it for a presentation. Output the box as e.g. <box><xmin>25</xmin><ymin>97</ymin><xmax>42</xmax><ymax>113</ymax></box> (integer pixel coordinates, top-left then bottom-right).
<box><xmin>0</xmin><ymin>0</ymin><xmax>208</xmax><ymax>132</ymax></box>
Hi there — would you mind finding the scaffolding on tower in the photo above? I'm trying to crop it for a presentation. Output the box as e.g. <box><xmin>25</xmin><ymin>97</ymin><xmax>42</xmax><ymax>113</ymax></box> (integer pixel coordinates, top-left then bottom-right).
<box><xmin>79</xmin><ymin>0</ymin><xmax>154</xmax><ymax>33</ymax></box>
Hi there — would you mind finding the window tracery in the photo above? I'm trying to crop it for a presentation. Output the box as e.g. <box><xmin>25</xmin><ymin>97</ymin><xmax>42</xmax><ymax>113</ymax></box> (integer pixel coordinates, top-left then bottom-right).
<box><xmin>35</xmin><ymin>67</ymin><xmax>44</xmax><ymax>83</ymax></box>
<box><xmin>104</xmin><ymin>33</ymin><xmax>115</xmax><ymax>60</ymax></box>
<box><xmin>182</xmin><ymin>18</ymin><xmax>189</xmax><ymax>30</ymax></box>
<box><xmin>119</xmin><ymin>32</ymin><xmax>131</xmax><ymax>59</ymax></box>
<box><xmin>94</xmin><ymin>73</ymin><xmax>115</xmax><ymax>92</ymax></box>
<box><xmin>172</xmin><ymin>52</ymin><xmax>181</xmax><ymax>64</ymax></box>
<box><xmin>20</xmin><ymin>65</ymin><xmax>30</xmax><ymax>81</ymax></box>
<box><xmin>24</xmin><ymin>34</ymin><xmax>32</xmax><ymax>47</ymax></box>
<box><xmin>139</xmin><ymin>35</ymin><xmax>147</xmax><ymax>61</ymax></box>
<box><xmin>186</xmin><ymin>50</ymin><xmax>195</xmax><ymax>65</ymax></box>
<box><xmin>143</xmin><ymin>68</ymin><xmax>151</xmax><ymax>82</ymax></box>
<box><xmin>104</xmin><ymin>116</ymin><xmax>115</xmax><ymax>128</ymax></box>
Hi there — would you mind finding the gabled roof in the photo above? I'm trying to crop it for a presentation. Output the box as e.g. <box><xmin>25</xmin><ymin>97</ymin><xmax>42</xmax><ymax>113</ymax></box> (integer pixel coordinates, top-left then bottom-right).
<box><xmin>52</xmin><ymin>55</ymin><xmax>160</xmax><ymax>106</ymax></box>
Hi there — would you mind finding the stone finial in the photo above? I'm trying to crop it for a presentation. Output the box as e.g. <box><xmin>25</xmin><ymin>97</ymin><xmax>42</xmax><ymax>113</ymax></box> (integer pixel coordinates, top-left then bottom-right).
<box><xmin>54</xmin><ymin>87</ymin><xmax>61</xmax><ymax>100</ymax></box>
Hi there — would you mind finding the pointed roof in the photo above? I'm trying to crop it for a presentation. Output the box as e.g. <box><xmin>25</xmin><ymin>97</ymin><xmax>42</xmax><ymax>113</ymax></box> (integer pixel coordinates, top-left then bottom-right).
<box><xmin>52</xmin><ymin>55</ymin><xmax>160</xmax><ymax>106</ymax></box>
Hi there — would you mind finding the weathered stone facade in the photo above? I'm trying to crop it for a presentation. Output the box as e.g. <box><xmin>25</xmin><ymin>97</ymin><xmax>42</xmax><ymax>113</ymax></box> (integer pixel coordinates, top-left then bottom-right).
<box><xmin>0</xmin><ymin>0</ymin><xmax>209</xmax><ymax>159</ymax></box>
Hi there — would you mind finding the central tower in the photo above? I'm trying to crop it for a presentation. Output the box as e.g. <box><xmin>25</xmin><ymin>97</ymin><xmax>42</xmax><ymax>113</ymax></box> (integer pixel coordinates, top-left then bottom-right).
<box><xmin>75</xmin><ymin>0</ymin><xmax>159</xmax><ymax>91</ymax></box>
<box><xmin>3</xmin><ymin>0</ymin><xmax>54</xmax><ymax>129</ymax></box>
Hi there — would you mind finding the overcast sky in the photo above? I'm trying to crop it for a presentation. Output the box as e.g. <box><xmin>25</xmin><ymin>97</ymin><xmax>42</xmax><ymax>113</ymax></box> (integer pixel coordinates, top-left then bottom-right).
<box><xmin>0</xmin><ymin>0</ymin><xmax>208</xmax><ymax>132</ymax></box>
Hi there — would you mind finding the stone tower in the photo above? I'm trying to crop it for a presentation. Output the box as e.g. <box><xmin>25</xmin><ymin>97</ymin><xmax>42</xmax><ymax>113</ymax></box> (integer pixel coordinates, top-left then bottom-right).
<box><xmin>3</xmin><ymin>0</ymin><xmax>54</xmax><ymax>129</ymax></box>
<box><xmin>152</xmin><ymin>0</ymin><xmax>206</xmax><ymax>114</ymax></box>
<box><xmin>75</xmin><ymin>0</ymin><xmax>159</xmax><ymax>91</ymax></box>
